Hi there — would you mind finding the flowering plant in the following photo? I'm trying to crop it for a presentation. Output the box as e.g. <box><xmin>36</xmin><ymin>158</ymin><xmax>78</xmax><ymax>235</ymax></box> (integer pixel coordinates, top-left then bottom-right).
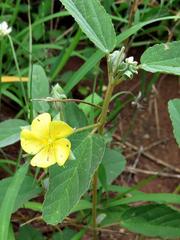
<box><xmin>0</xmin><ymin>1</ymin><xmax>180</xmax><ymax>240</ymax></box>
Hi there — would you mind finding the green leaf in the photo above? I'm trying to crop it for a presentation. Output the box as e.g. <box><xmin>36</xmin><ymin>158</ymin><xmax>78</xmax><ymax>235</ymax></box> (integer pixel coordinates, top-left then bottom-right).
<box><xmin>64</xmin><ymin>50</ymin><xmax>103</xmax><ymax>94</ymax></box>
<box><xmin>60</xmin><ymin>0</ymin><xmax>116</xmax><ymax>53</ymax></box>
<box><xmin>121</xmin><ymin>204</ymin><xmax>180</xmax><ymax>238</ymax></box>
<box><xmin>79</xmin><ymin>93</ymin><xmax>102</xmax><ymax>116</ymax></box>
<box><xmin>168</xmin><ymin>99</ymin><xmax>180</xmax><ymax>146</ymax></box>
<box><xmin>17</xmin><ymin>225</ymin><xmax>44</xmax><ymax>240</ymax></box>
<box><xmin>23</xmin><ymin>201</ymin><xmax>42</xmax><ymax>212</ymax></box>
<box><xmin>33</xmin><ymin>23</ymin><xmax>44</xmax><ymax>41</ymax></box>
<box><xmin>140</xmin><ymin>41</ymin><xmax>180</xmax><ymax>75</ymax></box>
<box><xmin>31</xmin><ymin>64</ymin><xmax>49</xmax><ymax>112</ymax></box>
<box><xmin>71</xmin><ymin>199</ymin><xmax>92</xmax><ymax>212</ymax></box>
<box><xmin>109</xmin><ymin>191</ymin><xmax>180</xmax><ymax>207</ymax></box>
<box><xmin>69</xmin><ymin>131</ymin><xmax>89</xmax><ymax>150</ymax></box>
<box><xmin>8</xmin><ymin>224</ymin><xmax>15</xmax><ymax>240</ymax></box>
<box><xmin>42</xmin><ymin>134</ymin><xmax>105</xmax><ymax>224</ymax></box>
<box><xmin>64</xmin><ymin>103</ymin><xmax>88</xmax><ymax>128</ymax></box>
<box><xmin>51</xmin><ymin>28</ymin><xmax>82</xmax><ymax>80</ymax></box>
<box><xmin>52</xmin><ymin>228</ymin><xmax>77</xmax><ymax>240</ymax></box>
<box><xmin>0</xmin><ymin>119</ymin><xmax>28</xmax><ymax>148</ymax></box>
<box><xmin>100</xmin><ymin>208</ymin><xmax>127</xmax><ymax>227</ymax></box>
<box><xmin>101</xmin><ymin>148</ymin><xmax>126</xmax><ymax>184</ymax></box>
<box><xmin>16</xmin><ymin>11</ymin><xmax>70</xmax><ymax>39</ymax></box>
<box><xmin>64</xmin><ymin>16</ymin><xmax>180</xmax><ymax>94</ymax></box>
<box><xmin>0</xmin><ymin>163</ymin><xmax>29</xmax><ymax>240</ymax></box>
<box><xmin>0</xmin><ymin>176</ymin><xmax>41</xmax><ymax>212</ymax></box>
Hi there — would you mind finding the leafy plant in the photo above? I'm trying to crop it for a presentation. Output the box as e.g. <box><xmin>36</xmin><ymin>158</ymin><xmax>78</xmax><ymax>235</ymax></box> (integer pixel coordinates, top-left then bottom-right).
<box><xmin>0</xmin><ymin>0</ymin><xmax>180</xmax><ymax>239</ymax></box>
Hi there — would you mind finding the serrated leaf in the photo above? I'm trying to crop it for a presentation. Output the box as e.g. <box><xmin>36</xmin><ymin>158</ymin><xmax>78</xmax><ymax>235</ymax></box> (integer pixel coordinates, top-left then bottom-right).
<box><xmin>42</xmin><ymin>134</ymin><xmax>105</xmax><ymax>224</ymax></box>
<box><xmin>168</xmin><ymin>99</ymin><xmax>180</xmax><ymax>147</ymax></box>
<box><xmin>0</xmin><ymin>119</ymin><xmax>28</xmax><ymax>148</ymax></box>
<box><xmin>60</xmin><ymin>0</ymin><xmax>116</xmax><ymax>53</ymax></box>
<box><xmin>121</xmin><ymin>204</ymin><xmax>180</xmax><ymax>238</ymax></box>
<box><xmin>140</xmin><ymin>41</ymin><xmax>180</xmax><ymax>75</ymax></box>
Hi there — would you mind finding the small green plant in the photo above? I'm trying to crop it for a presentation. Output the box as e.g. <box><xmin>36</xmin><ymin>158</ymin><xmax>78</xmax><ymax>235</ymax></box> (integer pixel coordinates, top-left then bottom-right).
<box><xmin>0</xmin><ymin>1</ymin><xmax>180</xmax><ymax>239</ymax></box>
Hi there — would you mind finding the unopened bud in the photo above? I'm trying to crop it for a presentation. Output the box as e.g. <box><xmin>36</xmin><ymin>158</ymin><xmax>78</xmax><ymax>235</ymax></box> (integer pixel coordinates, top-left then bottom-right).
<box><xmin>108</xmin><ymin>47</ymin><xmax>138</xmax><ymax>84</ymax></box>
<box><xmin>51</xmin><ymin>84</ymin><xmax>66</xmax><ymax>111</ymax></box>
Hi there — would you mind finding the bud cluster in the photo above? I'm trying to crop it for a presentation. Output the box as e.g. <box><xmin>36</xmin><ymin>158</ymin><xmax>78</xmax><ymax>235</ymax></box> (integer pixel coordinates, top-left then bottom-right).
<box><xmin>108</xmin><ymin>47</ymin><xmax>138</xmax><ymax>84</ymax></box>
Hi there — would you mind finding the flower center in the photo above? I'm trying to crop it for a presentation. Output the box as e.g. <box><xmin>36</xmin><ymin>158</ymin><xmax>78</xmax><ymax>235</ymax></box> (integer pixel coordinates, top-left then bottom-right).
<box><xmin>48</xmin><ymin>138</ymin><xmax>54</xmax><ymax>145</ymax></box>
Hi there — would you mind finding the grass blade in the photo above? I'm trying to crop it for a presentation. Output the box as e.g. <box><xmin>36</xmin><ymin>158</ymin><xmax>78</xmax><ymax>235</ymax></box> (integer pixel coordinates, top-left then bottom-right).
<box><xmin>0</xmin><ymin>163</ymin><xmax>29</xmax><ymax>240</ymax></box>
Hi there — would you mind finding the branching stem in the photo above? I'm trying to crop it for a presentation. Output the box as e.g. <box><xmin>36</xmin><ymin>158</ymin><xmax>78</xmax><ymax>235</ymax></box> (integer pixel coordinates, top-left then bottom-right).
<box><xmin>92</xmin><ymin>56</ymin><xmax>115</xmax><ymax>240</ymax></box>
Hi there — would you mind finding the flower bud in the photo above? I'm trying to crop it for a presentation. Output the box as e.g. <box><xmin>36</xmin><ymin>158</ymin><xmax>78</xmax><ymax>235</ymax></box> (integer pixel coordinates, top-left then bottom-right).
<box><xmin>51</xmin><ymin>83</ymin><xmax>66</xmax><ymax>99</ymax></box>
<box><xmin>51</xmin><ymin>83</ymin><xmax>66</xmax><ymax>112</ymax></box>
<box><xmin>108</xmin><ymin>47</ymin><xmax>138</xmax><ymax>84</ymax></box>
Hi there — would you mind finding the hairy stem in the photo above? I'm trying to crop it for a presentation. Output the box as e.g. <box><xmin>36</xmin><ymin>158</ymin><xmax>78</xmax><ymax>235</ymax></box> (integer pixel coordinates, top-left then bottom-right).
<box><xmin>92</xmin><ymin>171</ymin><xmax>98</xmax><ymax>240</ymax></box>
<box><xmin>92</xmin><ymin>57</ymin><xmax>115</xmax><ymax>240</ymax></box>
<box><xmin>98</xmin><ymin>82</ymin><xmax>115</xmax><ymax>134</ymax></box>
<box><xmin>75</xmin><ymin>123</ymin><xmax>100</xmax><ymax>134</ymax></box>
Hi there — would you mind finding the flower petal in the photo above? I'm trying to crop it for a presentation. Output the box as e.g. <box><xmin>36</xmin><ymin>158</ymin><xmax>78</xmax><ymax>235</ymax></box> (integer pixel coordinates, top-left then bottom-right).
<box><xmin>50</xmin><ymin>121</ymin><xmax>74</xmax><ymax>139</ymax></box>
<box><xmin>30</xmin><ymin>147</ymin><xmax>56</xmax><ymax>168</ymax></box>
<box><xmin>31</xmin><ymin>113</ymin><xmax>51</xmax><ymax>139</ymax></box>
<box><xmin>54</xmin><ymin>138</ymin><xmax>71</xmax><ymax>166</ymax></box>
<box><xmin>20</xmin><ymin>129</ymin><xmax>44</xmax><ymax>154</ymax></box>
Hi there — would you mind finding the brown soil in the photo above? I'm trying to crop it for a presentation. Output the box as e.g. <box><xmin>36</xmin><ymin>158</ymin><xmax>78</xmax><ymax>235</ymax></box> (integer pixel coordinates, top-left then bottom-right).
<box><xmin>117</xmin><ymin>74</ymin><xmax>180</xmax><ymax>193</ymax></box>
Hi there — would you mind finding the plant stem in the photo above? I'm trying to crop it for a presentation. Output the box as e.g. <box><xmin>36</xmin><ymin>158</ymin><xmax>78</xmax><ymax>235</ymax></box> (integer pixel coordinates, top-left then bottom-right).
<box><xmin>98</xmin><ymin>81</ymin><xmax>115</xmax><ymax>134</ymax></box>
<box><xmin>0</xmin><ymin>40</ymin><xmax>3</xmax><ymax>111</ymax></box>
<box><xmin>8</xmin><ymin>35</ymin><xmax>28</xmax><ymax>107</ymax></box>
<box><xmin>92</xmin><ymin>170</ymin><xmax>98</xmax><ymax>240</ymax></box>
<box><xmin>28</xmin><ymin>0</ymin><xmax>33</xmax><ymax>121</ymax></box>
<box><xmin>75</xmin><ymin>123</ymin><xmax>100</xmax><ymax>134</ymax></box>
<box><xmin>92</xmin><ymin>56</ymin><xmax>115</xmax><ymax>240</ymax></box>
<box><xmin>32</xmin><ymin>97</ymin><xmax>102</xmax><ymax>110</ymax></box>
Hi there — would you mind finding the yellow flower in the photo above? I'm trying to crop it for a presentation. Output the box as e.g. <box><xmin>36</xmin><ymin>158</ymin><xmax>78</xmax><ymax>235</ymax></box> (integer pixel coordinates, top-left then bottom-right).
<box><xmin>20</xmin><ymin>113</ymin><xmax>74</xmax><ymax>168</ymax></box>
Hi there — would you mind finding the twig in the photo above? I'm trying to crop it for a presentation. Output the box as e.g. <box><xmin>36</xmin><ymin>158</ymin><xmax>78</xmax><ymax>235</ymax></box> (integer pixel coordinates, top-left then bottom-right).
<box><xmin>20</xmin><ymin>216</ymin><xmax>42</xmax><ymax>227</ymax></box>
<box><xmin>37</xmin><ymin>171</ymin><xmax>47</xmax><ymax>182</ymax></box>
<box><xmin>114</xmin><ymin>135</ymin><xmax>180</xmax><ymax>174</ymax></box>
<box><xmin>126</xmin><ymin>167</ymin><xmax>180</xmax><ymax>179</ymax></box>
<box><xmin>126</xmin><ymin>138</ymin><xmax>169</xmax><ymax>159</ymax></box>
<box><xmin>124</xmin><ymin>0</ymin><xmax>140</xmax><ymax>50</ymax></box>
<box><xmin>126</xmin><ymin>141</ymin><xmax>180</xmax><ymax>174</ymax></box>
<box><xmin>32</xmin><ymin>98</ymin><xmax>102</xmax><ymax>110</ymax></box>
<box><xmin>127</xmin><ymin>146</ymin><xmax>143</xmax><ymax>182</ymax></box>
<box><xmin>63</xmin><ymin>219</ymin><xmax>126</xmax><ymax>235</ymax></box>
<box><xmin>128</xmin><ymin>0</ymin><xmax>140</xmax><ymax>27</ymax></box>
<box><xmin>140</xmin><ymin>150</ymin><xmax>180</xmax><ymax>174</ymax></box>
